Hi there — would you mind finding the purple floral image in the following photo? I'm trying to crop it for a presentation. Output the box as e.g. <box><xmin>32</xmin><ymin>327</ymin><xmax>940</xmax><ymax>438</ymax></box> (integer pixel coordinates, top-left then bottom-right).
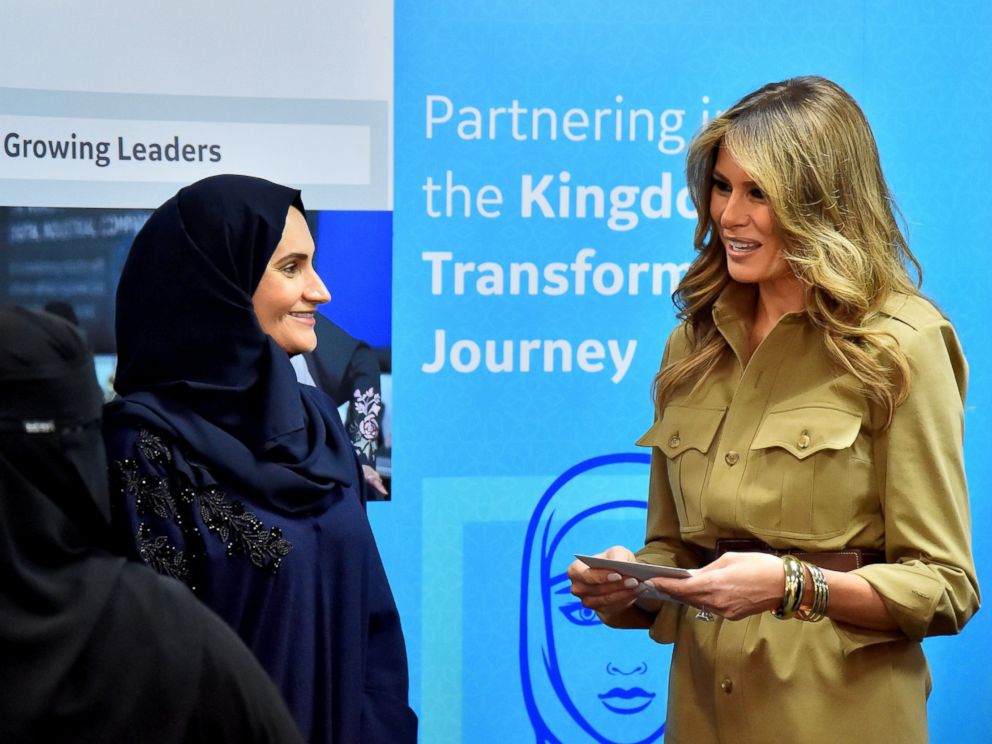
<box><xmin>350</xmin><ymin>387</ymin><xmax>381</xmax><ymax>462</ymax></box>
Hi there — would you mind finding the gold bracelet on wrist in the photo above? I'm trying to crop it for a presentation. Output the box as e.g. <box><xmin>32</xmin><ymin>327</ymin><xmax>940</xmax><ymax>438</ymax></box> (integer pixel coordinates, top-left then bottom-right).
<box><xmin>796</xmin><ymin>562</ymin><xmax>829</xmax><ymax>622</ymax></box>
<box><xmin>772</xmin><ymin>555</ymin><xmax>805</xmax><ymax>620</ymax></box>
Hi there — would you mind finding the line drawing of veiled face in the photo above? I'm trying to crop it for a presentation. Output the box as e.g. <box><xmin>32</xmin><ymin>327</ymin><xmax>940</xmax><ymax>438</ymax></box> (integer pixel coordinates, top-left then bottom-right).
<box><xmin>520</xmin><ymin>454</ymin><xmax>668</xmax><ymax>744</ymax></box>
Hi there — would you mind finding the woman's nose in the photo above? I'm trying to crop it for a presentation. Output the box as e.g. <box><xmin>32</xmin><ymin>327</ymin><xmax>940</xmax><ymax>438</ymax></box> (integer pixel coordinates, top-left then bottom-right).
<box><xmin>305</xmin><ymin>271</ymin><xmax>331</xmax><ymax>304</ymax></box>
<box><xmin>719</xmin><ymin>192</ymin><xmax>749</xmax><ymax>229</ymax></box>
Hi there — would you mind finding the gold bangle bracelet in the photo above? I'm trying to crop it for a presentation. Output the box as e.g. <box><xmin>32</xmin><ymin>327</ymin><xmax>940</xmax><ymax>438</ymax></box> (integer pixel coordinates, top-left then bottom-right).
<box><xmin>772</xmin><ymin>555</ymin><xmax>805</xmax><ymax>620</ymax></box>
<box><xmin>797</xmin><ymin>562</ymin><xmax>829</xmax><ymax>622</ymax></box>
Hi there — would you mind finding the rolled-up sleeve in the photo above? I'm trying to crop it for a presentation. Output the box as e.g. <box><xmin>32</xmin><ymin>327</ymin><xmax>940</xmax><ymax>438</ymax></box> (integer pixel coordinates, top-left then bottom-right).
<box><xmin>842</xmin><ymin>319</ymin><xmax>979</xmax><ymax>648</ymax></box>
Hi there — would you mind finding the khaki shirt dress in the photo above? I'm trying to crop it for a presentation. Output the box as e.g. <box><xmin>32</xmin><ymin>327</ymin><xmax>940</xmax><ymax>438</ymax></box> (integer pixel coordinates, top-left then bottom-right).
<box><xmin>615</xmin><ymin>284</ymin><xmax>979</xmax><ymax>744</ymax></box>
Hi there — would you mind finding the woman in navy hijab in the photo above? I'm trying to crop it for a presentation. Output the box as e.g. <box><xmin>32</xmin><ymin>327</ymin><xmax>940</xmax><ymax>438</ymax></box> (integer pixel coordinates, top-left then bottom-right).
<box><xmin>104</xmin><ymin>175</ymin><xmax>417</xmax><ymax>743</ymax></box>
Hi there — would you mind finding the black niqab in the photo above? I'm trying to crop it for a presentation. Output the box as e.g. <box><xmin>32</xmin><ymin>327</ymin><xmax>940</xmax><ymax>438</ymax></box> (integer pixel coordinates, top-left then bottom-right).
<box><xmin>0</xmin><ymin>307</ymin><xmax>201</xmax><ymax>742</ymax></box>
<box><xmin>0</xmin><ymin>306</ymin><xmax>306</xmax><ymax>744</ymax></box>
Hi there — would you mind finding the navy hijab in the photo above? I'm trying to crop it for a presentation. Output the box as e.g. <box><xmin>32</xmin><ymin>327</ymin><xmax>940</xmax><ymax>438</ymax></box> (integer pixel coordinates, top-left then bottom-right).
<box><xmin>109</xmin><ymin>175</ymin><xmax>353</xmax><ymax>514</ymax></box>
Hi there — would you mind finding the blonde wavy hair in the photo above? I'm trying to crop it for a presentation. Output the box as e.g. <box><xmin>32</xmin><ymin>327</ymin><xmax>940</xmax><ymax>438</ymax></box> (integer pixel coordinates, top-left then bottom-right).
<box><xmin>655</xmin><ymin>76</ymin><xmax>922</xmax><ymax>427</ymax></box>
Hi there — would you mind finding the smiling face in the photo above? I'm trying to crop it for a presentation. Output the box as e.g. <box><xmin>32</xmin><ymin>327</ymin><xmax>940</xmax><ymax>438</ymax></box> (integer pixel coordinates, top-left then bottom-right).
<box><xmin>251</xmin><ymin>207</ymin><xmax>330</xmax><ymax>354</ymax></box>
<box><xmin>709</xmin><ymin>147</ymin><xmax>802</xmax><ymax>302</ymax></box>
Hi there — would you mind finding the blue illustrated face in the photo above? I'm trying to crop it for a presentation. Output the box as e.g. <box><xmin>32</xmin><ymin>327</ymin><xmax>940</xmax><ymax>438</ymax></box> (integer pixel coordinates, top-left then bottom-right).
<box><xmin>521</xmin><ymin>455</ymin><xmax>667</xmax><ymax>744</ymax></box>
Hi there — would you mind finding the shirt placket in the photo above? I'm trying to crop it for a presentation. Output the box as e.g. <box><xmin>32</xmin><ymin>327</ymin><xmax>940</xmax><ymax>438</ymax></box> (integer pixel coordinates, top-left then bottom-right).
<box><xmin>708</xmin><ymin>318</ymin><xmax>798</xmax><ymax>743</ymax></box>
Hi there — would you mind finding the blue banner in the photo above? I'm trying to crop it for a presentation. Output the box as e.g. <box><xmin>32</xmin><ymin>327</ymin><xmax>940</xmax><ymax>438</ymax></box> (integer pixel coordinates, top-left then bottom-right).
<box><xmin>388</xmin><ymin>2</ymin><xmax>992</xmax><ymax>741</ymax></box>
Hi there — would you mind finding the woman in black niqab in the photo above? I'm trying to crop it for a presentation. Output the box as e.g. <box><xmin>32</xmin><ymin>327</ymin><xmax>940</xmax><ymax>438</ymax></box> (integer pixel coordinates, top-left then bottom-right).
<box><xmin>0</xmin><ymin>306</ymin><xmax>303</xmax><ymax>744</ymax></box>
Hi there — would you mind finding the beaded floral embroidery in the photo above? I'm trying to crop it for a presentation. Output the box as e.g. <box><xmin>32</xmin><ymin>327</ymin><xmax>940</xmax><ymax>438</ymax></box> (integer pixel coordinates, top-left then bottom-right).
<box><xmin>137</xmin><ymin>426</ymin><xmax>172</xmax><ymax>464</ymax></box>
<box><xmin>113</xmin><ymin>428</ymin><xmax>294</xmax><ymax>586</ymax></box>
<box><xmin>135</xmin><ymin>522</ymin><xmax>190</xmax><ymax>583</ymax></box>
<box><xmin>116</xmin><ymin>458</ymin><xmax>178</xmax><ymax>519</ymax></box>
<box><xmin>196</xmin><ymin>485</ymin><xmax>292</xmax><ymax>572</ymax></box>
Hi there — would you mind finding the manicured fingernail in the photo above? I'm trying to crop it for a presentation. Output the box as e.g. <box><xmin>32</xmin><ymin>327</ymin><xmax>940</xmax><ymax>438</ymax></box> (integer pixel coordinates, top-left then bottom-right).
<box><xmin>607</xmin><ymin>572</ymin><xmax>622</xmax><ymax>582</ymax></box>
<box><xmin>623</xmin><ymin>578</ymin><xmax>639</xmax><ymax>589</ymax></box>
<box><xmin>633</xmin><ymin>582</ymin><xmax>650</xmax><ymax>593</ymax></box>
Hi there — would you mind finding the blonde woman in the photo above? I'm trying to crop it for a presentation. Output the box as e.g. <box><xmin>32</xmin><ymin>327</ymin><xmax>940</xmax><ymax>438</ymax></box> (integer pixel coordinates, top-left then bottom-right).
<box><xmin>568</xmin><ymin>76</ymin><xmax>978</xmax><ymax>742</ymax></box>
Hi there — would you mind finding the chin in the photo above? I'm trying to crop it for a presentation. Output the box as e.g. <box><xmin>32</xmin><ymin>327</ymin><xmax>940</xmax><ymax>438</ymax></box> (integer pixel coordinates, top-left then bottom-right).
<box><xmin>726</xmin><ymin>268</ymin><xmax>758</xmax><ymax>285</ymax></box>
<box><xmin>274</xmin><ymin>334</ymin><xmax>317</xmax><ymax>355</ymax></box>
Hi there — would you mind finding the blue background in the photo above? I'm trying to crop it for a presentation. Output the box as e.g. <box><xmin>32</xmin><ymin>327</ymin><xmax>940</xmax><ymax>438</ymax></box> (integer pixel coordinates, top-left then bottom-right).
<box><xmin>313</xmin><ymin>210</ymin><xmax>392</xmax><ymax>347</ymax></box>
<box><xmin>381</xmin><ymin>1</ymin><xmax>992</xmax><ymax>741</ymax></box>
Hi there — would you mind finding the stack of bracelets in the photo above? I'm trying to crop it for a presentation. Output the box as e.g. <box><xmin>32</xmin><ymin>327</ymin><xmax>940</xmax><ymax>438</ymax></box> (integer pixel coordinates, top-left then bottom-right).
<box><xmin>771</xmin><ymin>555</ymin><xmax>829</xmax><ymax>622</ymax></box>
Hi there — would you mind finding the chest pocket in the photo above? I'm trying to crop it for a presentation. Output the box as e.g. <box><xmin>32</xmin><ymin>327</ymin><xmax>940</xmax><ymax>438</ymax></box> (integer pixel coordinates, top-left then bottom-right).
<box><xmin>637</xmin><ymin>405</ymin><xmax>726</xmax><ymax>532</ymax></box>
<box><xmin>744</xmin><ymin>406</ymin><xmax>866</xmax><ymax>539</ymax></box>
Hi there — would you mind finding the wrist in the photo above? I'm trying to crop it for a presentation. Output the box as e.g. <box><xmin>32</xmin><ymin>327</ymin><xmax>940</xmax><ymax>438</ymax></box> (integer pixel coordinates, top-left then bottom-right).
<box><xmin>771</xmin><ymin>555</ymin><xmax>805</xmax><ymax>619</ymax></box>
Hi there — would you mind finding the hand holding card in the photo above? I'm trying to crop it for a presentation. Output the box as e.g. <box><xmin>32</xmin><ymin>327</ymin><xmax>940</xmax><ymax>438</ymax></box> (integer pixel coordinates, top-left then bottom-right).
<box><xmin>574</xmin><ymin>554</ymin><xmax>692</xmax><ymax>581</ymax></box>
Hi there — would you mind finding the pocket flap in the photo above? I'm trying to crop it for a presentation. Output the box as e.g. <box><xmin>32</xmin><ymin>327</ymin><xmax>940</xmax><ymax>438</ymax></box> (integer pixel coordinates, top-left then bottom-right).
<box><xmin>750</xmin><ymin>407</ymin><xmax>862</xmax><ymax>460</ymax></box>
<box><xmin>637</xmin><ymin>405</ymin><xmax>726</xmax><ymax>457</ymax></box>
